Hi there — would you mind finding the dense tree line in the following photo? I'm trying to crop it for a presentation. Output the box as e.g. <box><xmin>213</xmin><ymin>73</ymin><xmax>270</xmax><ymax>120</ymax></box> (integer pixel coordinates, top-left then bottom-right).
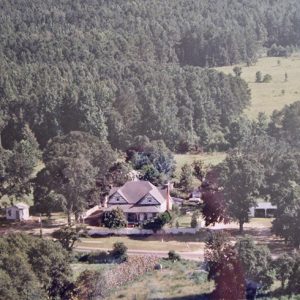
<box><xmin>1</xmin><ymin>0</ymin><xmax>300</xmax><ymax>151</ymax></box>
<box><xmin>0</xmin><ymin>234</ymin><xmax>73</xmax><ymax>300</ymax></box>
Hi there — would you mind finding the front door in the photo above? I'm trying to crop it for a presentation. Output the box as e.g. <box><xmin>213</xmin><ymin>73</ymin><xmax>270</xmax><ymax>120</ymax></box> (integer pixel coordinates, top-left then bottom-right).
<box><xmin>127</xmin><ymin>213</ymin><xmax>138</xmax><ymax>223</ymax></box>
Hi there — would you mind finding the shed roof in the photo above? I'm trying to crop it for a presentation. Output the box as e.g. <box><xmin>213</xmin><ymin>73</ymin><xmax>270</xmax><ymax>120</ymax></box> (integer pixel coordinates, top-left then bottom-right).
<box><xmin>12</xmin><ymin>203</ymin><xmax>29</xmax><ymax>209</ymax></box>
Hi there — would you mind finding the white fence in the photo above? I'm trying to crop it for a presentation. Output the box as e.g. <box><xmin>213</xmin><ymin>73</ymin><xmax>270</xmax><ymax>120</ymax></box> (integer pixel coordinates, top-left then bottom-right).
<box><xmin>88</xmin><ymin>226</ymin><xmax>201</xmax><ymax>236</ymax></box>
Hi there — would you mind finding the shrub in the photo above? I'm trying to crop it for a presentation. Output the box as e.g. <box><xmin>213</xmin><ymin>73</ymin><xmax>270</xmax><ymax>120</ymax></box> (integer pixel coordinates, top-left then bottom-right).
<box><xmin>110</xmin><ymin>242</ymin><xmax>128</xmax><ymax>262</ymax></box>
<box><xmin>142</xmin><ymin>211</ymin><xmax>172</xmax><ymax>231</ymax></box>
<box><xmin>87</xmin><ymin>251</ymin><xmax>112</xmax><ymax>264</ymax></box>
<box><xmin>168</xmin><ymin>250</ymin><xmax>181</xmax><ymax>262</ymax></box>
<box><xmin>263</xmin><ymin>74</ymin><xmax>272</xmax><ymax>83</ymax></box>
<box><xmin>103</xmin><ymin>207</ymin><xmax>128</xmax><ymax>228</ymax></box>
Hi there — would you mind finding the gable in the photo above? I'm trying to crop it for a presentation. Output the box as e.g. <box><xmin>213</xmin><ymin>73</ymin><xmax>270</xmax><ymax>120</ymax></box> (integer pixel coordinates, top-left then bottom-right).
<box><xmin>137</xmin><ymin>193</ymin><xmax>161</xmax><ymax>206</ymax></box>
<box><xmin>108</xmin><ymin>192</ymin><xmax>128</xmax><ymax>204</ymax></box>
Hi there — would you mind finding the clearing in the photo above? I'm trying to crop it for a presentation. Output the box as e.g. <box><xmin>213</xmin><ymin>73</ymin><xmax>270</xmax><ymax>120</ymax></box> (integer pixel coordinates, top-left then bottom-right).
<box><xmin>174</xmin><ymin>152</ymin><xmax>226</xmax><ymax>178</ymax></box>
<box><xmin>215</xmin><ymin>52</ymin><xmax>300</xmax><ymax>119</ymax></box>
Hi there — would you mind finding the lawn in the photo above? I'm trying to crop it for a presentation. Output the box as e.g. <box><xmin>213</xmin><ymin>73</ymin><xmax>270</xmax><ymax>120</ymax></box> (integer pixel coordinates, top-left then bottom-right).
<box><xmin>76</xmin><ymin>234</ymin><xmax>206</xmax><ymax>252</ymax></box>
<box><xmin>215</xmin><ymin>52</ymin><xmax>300</xmax><ymax>119</ymax></box>
<box><xmin>107</xmin><ymin>259</ymin><xmax>213</xmax><ymax>300</ymax></box>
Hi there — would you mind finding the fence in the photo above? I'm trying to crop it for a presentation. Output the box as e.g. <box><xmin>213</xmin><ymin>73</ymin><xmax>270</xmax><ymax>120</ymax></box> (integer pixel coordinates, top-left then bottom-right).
<box><xmin>88</xmin><ymin>226</ymin><xmax>201</xmax><ymax>236</ymax></box>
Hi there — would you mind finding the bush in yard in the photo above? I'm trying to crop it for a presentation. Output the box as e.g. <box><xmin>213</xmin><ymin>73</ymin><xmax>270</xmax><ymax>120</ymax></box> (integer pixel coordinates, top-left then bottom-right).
<box><xmin>110</xmin><ymin>242</ymin><xmax>128</xmax><ymax>262</ymax></box>
<box><xmin>142</xmin><ymin>211</ymin><xmax>172</xmax><ymax>231</ymax></box>
<box><xmin>168</xmin><ymin>250</ymin><xmax>181</xmax><ymax>262</ymax></box>
<box><xmin>87</xmin><ymin>251</ymin><xmax>111</xmax><ymax>264</ymax></box>
<box><xmin>103</xmin><ymin>207</ymin><xmax>127</xmax><ymax>228</ymax></box>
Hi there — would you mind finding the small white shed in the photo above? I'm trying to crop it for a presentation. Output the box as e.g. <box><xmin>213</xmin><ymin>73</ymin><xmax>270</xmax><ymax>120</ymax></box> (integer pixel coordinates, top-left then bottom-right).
<box><xmin>249</xmin><ymin>202</ymin><xmax>277</xmax><ymax>218</ymax></box>
<box><xmin>6</xmin><ymin>203</ymin><xmax>30</xmax><ymax>221</ymax></box>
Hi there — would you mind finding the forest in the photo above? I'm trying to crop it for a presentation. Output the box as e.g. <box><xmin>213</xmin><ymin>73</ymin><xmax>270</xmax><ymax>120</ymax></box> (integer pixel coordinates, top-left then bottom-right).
<box><xmin>0</xmin><ymin>0</ymin><xmax>300</xmax><ymax>151</ymax></box>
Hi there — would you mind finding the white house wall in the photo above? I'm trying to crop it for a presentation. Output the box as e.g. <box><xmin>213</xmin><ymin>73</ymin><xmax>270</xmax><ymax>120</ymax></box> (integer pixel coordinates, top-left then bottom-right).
<box><xmin>6</xmin><ymin>207</ymin><xmax>30</xmax><ymax>221</ymax></box>
<box><xmin>6</xmin><ymin>207</ymin><xmax>18</xmax><ymax>220</ymax></box>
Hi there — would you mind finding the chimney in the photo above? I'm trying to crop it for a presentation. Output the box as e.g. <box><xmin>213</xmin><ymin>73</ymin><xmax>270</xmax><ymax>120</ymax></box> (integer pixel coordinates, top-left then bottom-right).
<box><xmin>103</xmin><ymin>195</ymin><xmax>108</xmax><ymax>208</ymax></box>
<box><xmin>166</xmin><ymin>182</ymin><xmax>172</xmax><ymax>211</ymax></box>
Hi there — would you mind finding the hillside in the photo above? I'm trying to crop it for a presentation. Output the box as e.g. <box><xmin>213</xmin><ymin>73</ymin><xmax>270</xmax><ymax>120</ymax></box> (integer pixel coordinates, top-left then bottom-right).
<box><xmin>1</xmin><ymin>0</ymin><xmax>300</xmax><ymax>152</ymax></box>
<box><xmin>216</xmin><ymin>53</ymin><xmax>300</xmax><ymax>119</ymax></box>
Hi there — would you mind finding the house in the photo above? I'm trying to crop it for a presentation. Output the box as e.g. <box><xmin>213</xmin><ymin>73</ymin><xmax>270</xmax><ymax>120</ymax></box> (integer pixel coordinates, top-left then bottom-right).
<box><xmin>104</xmin><ymin>180</ymin><xmax>173</xmax><ymax>224</ymax></box>
<box><xmin>5</xmin><ymin>203</ymin><xmax>30</xmax><ymax>221</ymax></box>
<box><xmin>249</xmin><ymin>202</ymin><xmax>277</xmax><ymax>218</ymax></box>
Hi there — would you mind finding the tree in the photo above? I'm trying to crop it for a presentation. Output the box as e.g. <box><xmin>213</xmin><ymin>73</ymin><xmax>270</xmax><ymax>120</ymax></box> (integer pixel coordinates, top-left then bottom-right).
<box><xmin>262</xmin><ymin>74</ymin><xmax>272</xmax><ymax>83</ymax></box>
<box><xmin>202</xmin><ymin>189</ymin><xmax>230</xmax><ymax>226</ymax></box>
<box><xmin>33</xmin><ymin>169</ymin><xmax>63</xmax><ymax>217</ymax></box>
<box><xmin>236</xmin><ymin>236</ymin><xmax>274</xmax><ymax>290</ymax></box>
<box><xmin>52</xmin><ymin>226</ymin><xmax>79</xmax><ymax>252</ymax></box>
<box><xmin>272</xmin><ymin>185</ymin><xmax>300</xmax><ymax>248</ymax></box>
<box><xmin>27</xmin><ymin>239</ymin><xmax>74</xmax><ymax>299</ymax></box>
<box><xmin>103</xmin><ymin>207</ymin><xmax>127</xmax><ymax>228</ymax></box>
<box><xmin>36</xmin><ymin>131</ymin><xmax>117</xmax><ymax>224</ymax></box>
<box><xmin>219</xmin><ymin>153</ymin><xmax>265</xmax><ymax>233</ymax></box>
<box><xmin>0</xmin><ymin>125</ymin><xmax>41</xmax><ymax>201</ymax></box>
<box><xmin>192</xmin><ymin>159</ymin><xmax>207</xmax><ymax>181</ymax></box>
<box><xmin>226</xmin><ymin>117</ymin><xmax>251</xmax><ymax>148</ymax></box>
<box><xmin>287</xmin><ymin>253</ymin><xmax>300</xmax><ymax>295</ymax></box>
<box><xmin>179</xmin><ymin>164</ymin><xmax>194</xmax><ymax>192</ymax></box>
<box><xmin>273</xmin><ymin>253</ymin><xmax>294</xmax><ymax>289</ymax></box>
<box><xmin>0</xmin><ymin>234</ymin><xmax>73</xmax><ymax>300</ymax></box>
<box><xmin>205</xmin><ymin>231</ymin><xmax>245</xmax><ymax>300</ymax></box>
<box><xmin>255</xmin><ymin>71</ymin><xmax>262</xmax><ymax>83</ymax></box>
<box><xmin>129</xmin><ymin>140</ymin><xmax>176</xmax><ymax>183</ymax></box>
<box><xmin>233</xmin><ymin>66</ymin><xmax>242</xmax><ymax>77</ymax></box>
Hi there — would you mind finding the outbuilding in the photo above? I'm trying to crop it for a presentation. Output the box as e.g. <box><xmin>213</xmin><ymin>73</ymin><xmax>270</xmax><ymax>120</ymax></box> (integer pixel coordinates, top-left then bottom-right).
<box><xmin>6</xmin><ymin>203</ymin><xmax>30</xmax><ymax>221</ymax></box>
<box><xmin>249</xmin><ymin>202</ymin><xmax>277</xmax><ymax>218</ymax></box>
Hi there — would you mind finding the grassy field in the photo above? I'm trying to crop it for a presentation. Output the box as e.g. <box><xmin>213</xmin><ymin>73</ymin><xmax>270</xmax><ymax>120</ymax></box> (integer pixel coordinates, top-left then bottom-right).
<box><xmin>174</xmin><ymin>152</ymin><xmax>226</xmax><ymax>179</ymax></box>
<box><xmin>107</xmin><ymin>259</ymin><xmax>213</xmax><ymax>300</ymax></box>
<box><xmin>215</xmin><ymin>52</ymin><xmax>300</xmax><ymax>119</ymax></box>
